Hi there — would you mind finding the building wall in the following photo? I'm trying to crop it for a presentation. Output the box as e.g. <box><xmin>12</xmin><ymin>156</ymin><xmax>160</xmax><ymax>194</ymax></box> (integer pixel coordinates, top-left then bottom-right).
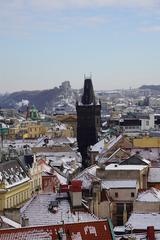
<box><xmin>8</xmin><ymin>127</ymin><xmax>19</xmax><ymax>140</ymax></box>
<box><xmin>3</xmin><ymin>208</ymin><xmax>20</xmax><ymax>224</ymax></box>
<box><xmin>8</xmin><ymin>121</ymin><xmax>48</xmax><ymax>139</ymax></box>
<box><xmin>133</xmin><ymin>201</ymin><xmax>160</xmax><ymax>213</ymax></box>
<box><xmin>112</xmin><ymin>202</ymin><xmax>133</xmax><ymax>226</ymax></box>
<box><xmin>0</xmin><ymin>181</ymin><xmax>31</xmax><ymax>211</ymax></box>
<box><xmin>29</xmin><ymin>158</ymin><xmax>42</xmax><ymax>194</ymax></box>
<box><xmin>70</xmin><ymin>192</ymin><xmax>82</xmax><ymax>207</ymax></box>
<box><xmin>96</xmin><ymin>168</ymin><xmax>148</xmax><ymax>189</ymax></box>
<box><xmin>98</xmin><ymin>201</ymin><xmax>111</xmax><ymax>218</ymax></box>
<box><xmin>133</xmin><ymin>136</ymin><xmax>160</xmax><ymax>148</ymax></box>
<box><xmin>141</xmin><ymin>114</ymin><xmax>154</xmax><ymax>131</ymax></box>
<box><xmin>107</xmin><ymin>188</ymin><xmax>137</xmax><ymax>202</ymax></box>
<box><xmin>42</xmin><ymin>176</ymin><xmax>59</xmax><ymax>192</ymax></box>
<box><xmin>27</xmin><ymin>124</ymin><xmax>46</xmax><ymax>139</ymax></box>
<box><xmin>46</xmin><ymin>125</ymin><xmax>74</xmax><ymax>138</ymax></box>
<box><xmin>123</xmin><ymin>126</ymin><xmax>140</xmax><ymax>132</ymax></box>
<box><xmin>55</xmin><ymin>115</ymin><xmax>77</xmax><ymax>137</ymax></box>
<box><xmin>90</xmin><ymin>200</ymin><xmax>111</xmax><ymax>219</ymax></box>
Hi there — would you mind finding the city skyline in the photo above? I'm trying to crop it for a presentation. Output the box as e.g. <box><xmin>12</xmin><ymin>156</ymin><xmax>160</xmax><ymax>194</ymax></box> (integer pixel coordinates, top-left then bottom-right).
<box><xmin>0</xmin><ymin>0</ymin><xmax>160</xmax><ymax>93</ymax></box>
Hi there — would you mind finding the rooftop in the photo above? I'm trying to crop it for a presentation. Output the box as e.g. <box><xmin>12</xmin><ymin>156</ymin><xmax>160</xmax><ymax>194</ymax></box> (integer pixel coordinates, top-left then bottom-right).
<box><xmin>148</xmin><ymin>168</ymin><xmax>160</xmax><ymax>182</ymax></box>
<box><xmin>0</xmin><ymin>220</ymin><xmax>113</xmax><ymax>240</ymax></box>
<box><xmin>102</xmin><ymin>180</ymin><xmax>137</xmax><ymax>189</ymax></box>
<box><xmin>20</xmin><ymin>193</ymin><xmax>98</xmax><ymax>226</ymax></box>
<box><xmin>136</xmin><ymin>188</ymin><xmax>160</xmax><ymax>202</ymax></box>
<box><xmin>126</xmin><ymin>213</ymin><xmax>160</xmax><ymax>230</ymax></box>
<box><xmin>0</xmin><ymin>215</ymin><xmax>21</xmax><ymax>228</ymax></box>
<box><xmin>0</xmin><ymin>159</ymin><xmax>30</xmax><ymax>189</ymax></box>
<box><xmin>105</xmin><ymin>163</ymin><xmax>147</xmax><ymax>171</ymax></box>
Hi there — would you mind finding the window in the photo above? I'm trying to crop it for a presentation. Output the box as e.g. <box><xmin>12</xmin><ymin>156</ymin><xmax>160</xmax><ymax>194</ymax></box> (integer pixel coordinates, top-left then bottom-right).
<box><xmin>7</xmin><ymin>198</ymin><xmax>9</xmax><ymax>208</ymax></box>
<box><xmin>146</xmin><ymin>120</ymin><xmax>149</xmax><ymax>126</ymax></box>
<box><xmin>131</xmin><ymin>192</ymin><xmax>135</xmax><ymax>198</ymax></box>
<box><xmin>117</xmin><ymin>203</ymin><xmax>124</xmax><ymax>214</ymax></box>
<box><xmin>115</xmin><ymin>192</ymin><xmax>118</xmax><ymax>198</ymax></box>
<box><xmin>10</xmin><ymin>198</ymin><xmax>12</xmax><ymax>207</ymax></box>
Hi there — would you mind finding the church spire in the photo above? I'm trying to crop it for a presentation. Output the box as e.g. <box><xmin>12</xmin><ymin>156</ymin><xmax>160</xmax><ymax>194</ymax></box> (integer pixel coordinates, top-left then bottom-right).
<box><xmin>81</xmin><ymin>78</ymin><xmax>95</xmax><ymax>105</ymax></box>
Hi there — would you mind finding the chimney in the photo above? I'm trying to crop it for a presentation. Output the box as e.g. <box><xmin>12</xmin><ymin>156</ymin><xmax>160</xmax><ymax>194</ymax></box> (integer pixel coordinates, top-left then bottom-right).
<box><xmin>21</xmin><ymin>217</ymin><xmax>29</xmax><ymax>227</ymax></box>
<box><xmin>69</xmin><ymin>180</ymin><xmax>82</xmax><ymax>207</ymax></box>
<box><xmin>147</xmin><ymin>226</ymin><xmax>155</xmax><ymax>240</ymax></box>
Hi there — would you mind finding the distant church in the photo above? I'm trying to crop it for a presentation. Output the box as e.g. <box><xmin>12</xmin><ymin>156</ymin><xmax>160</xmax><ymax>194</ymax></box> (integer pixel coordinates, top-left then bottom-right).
<box><xmin>76</xmin><ymin>78</ymin><xmax>101</xmax><ymax>168</ymax></box>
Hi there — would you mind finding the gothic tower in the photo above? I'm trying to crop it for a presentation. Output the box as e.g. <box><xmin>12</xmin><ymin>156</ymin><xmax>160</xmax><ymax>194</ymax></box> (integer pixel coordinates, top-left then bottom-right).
<box><xmin>76</xmin><ymin>78</ymin><xmax>101</xmax><ymax>168</ymax></box>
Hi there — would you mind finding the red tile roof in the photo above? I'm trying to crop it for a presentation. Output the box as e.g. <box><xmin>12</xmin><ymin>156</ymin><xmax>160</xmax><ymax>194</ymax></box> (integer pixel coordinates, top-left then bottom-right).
<box><xmin>0</xmin><ymin>220</ymin><xmax>114</xmax><ymax>240</ymax></box>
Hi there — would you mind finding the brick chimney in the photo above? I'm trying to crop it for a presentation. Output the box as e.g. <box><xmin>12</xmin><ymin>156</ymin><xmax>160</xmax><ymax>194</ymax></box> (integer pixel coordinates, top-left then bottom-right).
<box><xmin>147</xmin><ymin>226</ymin><xmax>155</xmax><ymax>240</ymax></box>
<box><xmin>69</xmin><ymin>180</ymin><xmax>82</xmax><ymax>207</ymax></box>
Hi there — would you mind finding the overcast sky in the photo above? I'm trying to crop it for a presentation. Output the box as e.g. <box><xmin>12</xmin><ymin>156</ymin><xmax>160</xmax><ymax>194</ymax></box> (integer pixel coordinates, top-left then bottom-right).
<box><xmin>0</xmin><ymin>0</ymin><xmax>160</xmax><ymax>93</ymax></box>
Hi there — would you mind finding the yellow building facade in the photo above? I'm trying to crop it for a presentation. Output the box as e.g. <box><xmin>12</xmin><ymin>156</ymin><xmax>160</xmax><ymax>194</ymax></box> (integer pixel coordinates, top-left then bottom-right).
<box><xmin>0</xmin><ymin>180</ymin><xmax>31</xmax><ymax>211</ymax></box>
<box><xmin>26</xmin><ymin>122</ymin><xmax>46</xmax><ymax>139</ymax></box>
<box><xmin>133</xmin><ymin>136</ymin><xmax>160</xmax><ymax>148</ymax></box>
<box><xmin>8</xmin><ymin>121</ymin><xmax>47</xmax><ymax>140</ymax></box>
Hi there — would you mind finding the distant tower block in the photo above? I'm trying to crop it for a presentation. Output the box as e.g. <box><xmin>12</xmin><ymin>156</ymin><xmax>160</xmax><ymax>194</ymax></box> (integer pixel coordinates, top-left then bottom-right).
<box><xmin>76</xmin><ymin>78</ymin><xmax>101</xmax><ymax>168</ymax></box>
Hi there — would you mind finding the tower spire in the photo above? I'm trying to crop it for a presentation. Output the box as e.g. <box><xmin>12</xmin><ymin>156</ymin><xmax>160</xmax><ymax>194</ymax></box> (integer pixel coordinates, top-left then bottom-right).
<box><xmin>81</xmin><ymin>78</ymin><xmax>95</xmax><ymax>105</ymax></box>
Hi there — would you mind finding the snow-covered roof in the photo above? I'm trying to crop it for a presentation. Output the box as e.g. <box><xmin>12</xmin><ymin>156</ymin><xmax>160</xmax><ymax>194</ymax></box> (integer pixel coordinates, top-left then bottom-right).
<box><xmin>114</xmin><ymin>226</ymin><xmax>125</xmax><ymax>233</ymax></box>
<box><xmin>40</xmin><ymin>162</ymin><xmax>67</xmax><ymax>184</ymax></box>
<box><xmin>21</xmin><ymin>193</ymin><xmax>98</xmax><ymax>226</ymax></box>
<box><xmin>90</xmin><ymin>138</ymin><xmax>108</xmax><ymax>153</ymax></box>
<box><xmin>107</xmin><ymin>148</ymin><xmax>130</xmax><ymax>161</ymax></box>
<box><xmin>136</xmin><ymin>188</ymin><xmax>160</xmax><ymax>202</ymax></box>
<box><xmin>76</xmin><ymin>165</ymin><xmax>99</xmax><ymax>178</ymax></box>
<box><xmin>75</xmin><ymin>165</ymin><xmax>100</xmax><ymax>189</ymax></box>
<box><xmin>106</xmin><ymin>135</ymin><xmax>123</xmax><ymax>150</ymax></box>
<box><xmin>5</xmin><ymin>176</ymin><xmax>30</xmax><ymax>189</ymax></box>
<box><xmin>76</xmin><ymin>173</ymin><xmax>100</xmax><ymax>190</ymax></box>
<box><xmin>148</xmin><ymin>168</ymin><xmax>160</xmax><ymax>182</ymax></box>
<box><xmin>126</xmin><ymin>213</ymin><xmax>160</xmax><ymax>230</ymax></box>
<box><xmin>36</xmin><ymin>151</ymin><xmax>82</xmax><ymax>176</ymax></box>
<box><xmin>36</xmin><ymin>151</ymin><xmax>81</xmax><ymax>161</ymax></box>
<box><xmin>142</xmin><ymin>158</ymin><xmax>151</xmax><ymax>165</ymax></box>
<box><xmin>53</xmin><ymin>170</ymin><xmax>67</xmax><ymax>185</ymax></box>
<box><xmin>105</xmin><ymin>163</ymin><xmax>147</xmax><ymax>171</ymax></box>
<box><xmin>0</xmin><ymin>159</ymin><xmax>30</xmax><ymax>189</ymax></box>
<box><xmin>131</xmin><ymin>148</ymin><xmax>160</xmax><ymax>161</ymax></box>
<box><xmin>3</xmin><ymin>139</ymin><xmax>37</xmax><ymax>149</ymax></box>
<box><xmin>0</xmin><ymin>216</ymin><xmax>21</xmax><ymax>228</ymax></box>
<box><xmin>34</xmin><ymin>137</ymin><xmax>75</xmax><ymax>147</ymax></box>
<box><xmin>90</xmin><ymin>135</ymin><xmax>123</xmax><ymax>154</ymax></box>
<box><xmin>102</xmin><ymin>180</ymin><xmax>137</xmax><ymax>189</ymax></box>
<box><xmin>0</xmin><ymin>123</ymin><xmax>8</xmax><ymax>128</ymax></box>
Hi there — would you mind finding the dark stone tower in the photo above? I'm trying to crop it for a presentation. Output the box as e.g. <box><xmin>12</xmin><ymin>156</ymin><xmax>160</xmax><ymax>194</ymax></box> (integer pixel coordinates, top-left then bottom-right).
<box><xmin>76</xmin><ymin>78</ymin><xmax>101</xmax><ymax>168</ymax></box>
